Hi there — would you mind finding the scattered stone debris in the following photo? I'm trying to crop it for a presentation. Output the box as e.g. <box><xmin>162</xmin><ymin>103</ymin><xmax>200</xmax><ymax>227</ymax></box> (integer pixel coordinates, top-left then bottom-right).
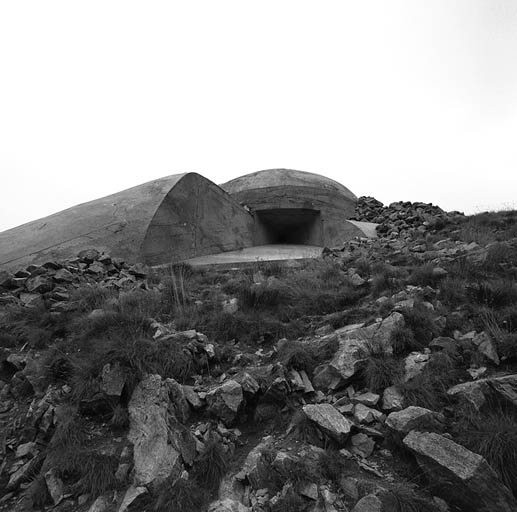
<box><xmin>1</xmin><ymin>198</ymin><xmax>516</xmax><ymax>512</ymax></box>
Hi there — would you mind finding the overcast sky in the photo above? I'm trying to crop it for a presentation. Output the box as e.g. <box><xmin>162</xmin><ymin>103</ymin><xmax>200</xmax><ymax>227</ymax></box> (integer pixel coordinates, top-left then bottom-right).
<box><xmin>1</xmin><ymin>1</ymin><xmax>516</xmax><ymax>232</ymax></box>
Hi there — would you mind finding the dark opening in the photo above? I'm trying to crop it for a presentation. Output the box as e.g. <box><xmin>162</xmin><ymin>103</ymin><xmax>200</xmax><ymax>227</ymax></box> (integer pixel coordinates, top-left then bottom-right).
<box><xmin>255</xmin><ymin>209</ymin><xmax>322</xmax><ymax>245</ymax></box>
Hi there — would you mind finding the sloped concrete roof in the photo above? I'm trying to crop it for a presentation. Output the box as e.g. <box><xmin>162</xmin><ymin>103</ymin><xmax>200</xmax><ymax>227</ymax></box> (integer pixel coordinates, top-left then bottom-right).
<box><xmin>0</xmin><ymin>174</ymin><xmax>188</xmax><ymax>270</ymax></box>
<box><xmin>0</xmin><ymin>173</ymin><xmax>254</xmax><ymax>270</ymax></box>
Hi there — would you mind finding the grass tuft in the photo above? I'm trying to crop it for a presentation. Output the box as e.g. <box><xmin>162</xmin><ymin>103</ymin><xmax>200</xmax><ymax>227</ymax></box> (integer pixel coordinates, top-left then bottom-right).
<box><xmin>379</xmin><ymin>483</ymin><xmax>439</xmax><ymax>512</ymax></box>
<box><xmin>363</xmin><ymin>354</ymin><xmax>402</xmax><ymax>392</ymax></box>
<box><xmin>400</xmin><ymin>353</ymin><xmax>462</xmax><ymax>410</ymax></box>
<box><xmin>26</xmin><ymin>475</ymin><xmax>51</xmax><ymax>509</ymax></box>
<box><xmin>191</xmin><ymin>439</ymin><xmax>228</xmax><ymax>492</ymax></box>
<box><xmin>153</xmin><ymin>477</ymin><xmax>207</xmax><ymax>512</ymax></box>
<box><xmin>455</xmin><ymin>407</ymin><xmax>517</xmax><ymax>496</ymax></box>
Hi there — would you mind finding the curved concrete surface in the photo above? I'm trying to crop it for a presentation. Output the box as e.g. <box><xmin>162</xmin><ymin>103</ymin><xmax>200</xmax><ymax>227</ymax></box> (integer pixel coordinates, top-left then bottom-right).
<box><xmin>220</xmin><ymin>169</ymin><xmax>358</xmax><ymax>247</ymax></box>
<box><xmin>0</xmin><ymin>173</ymin><xmax>253</xmax><ymax>271</ymax></box>
<box><xmin>346</xmin><ymin>220</ymin><xmax>379</xmax><ymax>239</ymax></box>
<box><xmin>221</xmin><ymin>168</ymin><xmax>357</xmax><ymax>202</ymax></box>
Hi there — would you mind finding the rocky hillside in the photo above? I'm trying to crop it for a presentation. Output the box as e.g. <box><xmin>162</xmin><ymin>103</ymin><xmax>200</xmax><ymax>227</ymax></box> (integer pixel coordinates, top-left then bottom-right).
<box><xmin>1</xmin><ymin>200</ymin><xmax>517</xmax><ymax>512</ymax></box>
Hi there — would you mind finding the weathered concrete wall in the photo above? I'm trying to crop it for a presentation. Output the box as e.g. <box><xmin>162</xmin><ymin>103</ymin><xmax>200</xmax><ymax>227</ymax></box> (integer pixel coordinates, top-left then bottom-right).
<box><xmin>323</xmin><ymin>219</ymin><xmax>366</xmax><ymax>247</ymax></box>
<box><xmin>141</xmin><ymin>174</ymin><xmax>254</xmax><ymax>265</ymax></box>
<box><xmin>0</xmin><ymin>173</ymin><xmax>254</xmax><ymax>271</ymax></box>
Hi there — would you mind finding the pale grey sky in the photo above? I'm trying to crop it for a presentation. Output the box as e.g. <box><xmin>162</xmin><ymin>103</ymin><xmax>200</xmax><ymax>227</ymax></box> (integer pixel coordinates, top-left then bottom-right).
<box><xmin>1</xmin><ymin>1</ymin><xmax>516</xmax><ymax>232</ymax></box>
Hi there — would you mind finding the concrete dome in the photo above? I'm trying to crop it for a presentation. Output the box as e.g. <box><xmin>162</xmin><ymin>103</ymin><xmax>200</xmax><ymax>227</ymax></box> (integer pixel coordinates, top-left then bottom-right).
<box><xmin>220</xmin><ymin>169</ymin><xmax>359</xmax><ymax>247</ymax></box>
<box><xmin>221</xmin><ymin>168</ymin><xmax>357</xmax><ymax>202</ymax></box>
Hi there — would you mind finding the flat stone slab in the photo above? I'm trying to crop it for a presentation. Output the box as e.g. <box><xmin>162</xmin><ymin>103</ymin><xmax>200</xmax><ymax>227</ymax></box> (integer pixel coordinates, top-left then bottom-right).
<box><xmin>303</xmin><ymin>403</ymin><xmax>352</xmax><ymax>444</ymax></box>
<box><xmin>182</xmin><ymin>244</ymin><xmax>323</xmax><ymax>267</ymax></box>
<box><xmin>403</xmin><ymin>431</ymin><xmax>516</xmax><ymax>511</ymax></box>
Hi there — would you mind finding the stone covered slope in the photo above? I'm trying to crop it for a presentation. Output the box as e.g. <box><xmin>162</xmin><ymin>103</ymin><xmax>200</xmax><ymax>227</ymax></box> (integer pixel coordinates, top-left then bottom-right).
<box><xmin>0</xmin><ymin>200</ymin><xmax>517</xmax><ymax>512</ymax></box>
<box><xmin>351</xmin><ymin>196</ymin><xmax>464</xmax><ymax>239</ymax></box>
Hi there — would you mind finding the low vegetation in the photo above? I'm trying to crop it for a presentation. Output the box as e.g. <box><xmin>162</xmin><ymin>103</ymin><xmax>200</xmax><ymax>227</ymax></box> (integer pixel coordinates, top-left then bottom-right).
<box><xmin>2</xmin><ymin>206</ymin><xmax>517</xmax><ymax>511</ymax></box>
<box><xmin>454</xmin><ymin>405</ymin><xmax>517</xmax><ymax>495</ymax></box>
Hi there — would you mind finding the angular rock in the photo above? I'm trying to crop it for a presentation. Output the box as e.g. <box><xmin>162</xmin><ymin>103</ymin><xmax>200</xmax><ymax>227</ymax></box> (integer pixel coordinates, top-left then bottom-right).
<box><xmin>447</xmin><ymin>380</ymin><xmax>487</xmax><ymax>410</ymax></box>
<box><xmin>303</xmin><ymin>403</ymin><xmax>352</xmax><ymax>444</ymax></box>
<box><xmin>166</xmin><ymin>377</ymin><xmax>190</xmax><ymax>423</ymax></box>
<box><xmin>353</xmin><ymin>403</ymin><xmax>383</xmax><ymax>424</ymax></box>
<box><xmin>0</xmin><ymin>270</ymin><xmax>13</xmax><ymax>288</ymax></box>
<box><xmin>351</xmin><ymin>392</ymin><xmax>380</xmax><ymax>407</ymax></box>
<box><xmin>231</xmin><ymin>436</ymin><xmax>273</xmax><ymax>498</ymax></box>
<box><xmin>87</xmin><ymin>261</ymin><xmax>106</xmax><ymax>275</ymax></box>
<box><xmin>350</xmin><ymin>273</ymin><xmax>366</xmax><ymax>287</ymax></box>
<box><xmin>206</xmin><ymin>380</ymin><xmax>244</xmax><ymax>426</ymax></box>
<box><xmin>7</xmin><ymin>456</ymin><xmax>41</xmax><ymax>490</ymax></box>
<box><xmin>183</xmin><ymin>385</ymin><xmax>203</xmax><ymax>409</ymax></box>
<box><xmin>382</xmin><ymin>386</ymin><xmax>404</xmax><ymax>411</ymax></box>
<box><xmin>44</xmin><ymin>468</ymin><xmax>64</xmax><ymax>505</ymax></box>
<box><xmin>386</xmin><ymin>406</ymin><xmax>445</xmax><ymax>436</ymax></box>
<box><xmin>468</xmin><ymin>366</ymin><xmax>487</xmax><ymax>380</ymax></box>
<box><xmin>448</xmin><ymin>374</ymin><xmax>517</xmax><ymax>411</ymax></box>
<box><xmin>329</xmin><ymin>313</ymin><xmax>404</xmax><ymax>381</ymax></box>
<box><xmin>118</xmin><ymin>486</ymin><xmax>147</xmax><ymax>512</ymax></box>
<box><xmin>222</xmin><ymin>297</ymin><xmax>239</xmax><ymax>314</ymax></box>
<box><xmin>100</xmin><ymin>362</ymin><xmax>126</xmax><ymax>397</ymax></box>
<box><xmin>78</xmin><ymin>248</ymin><xmax>100</xmax><ymax>263</ymax></box>
<box><xmin>53</xmin><ymin>268</ymin><xmax>74</xmax><ymax>282</ymax></box>
<box><xmin>128</xmin><ymin>374</ymin><xmax>182</xmax><ymax>486</ymax></box>
<box><xmin>19</xmin><ymin>292</ymin><xmax>44</xmax><ymax>307</ymax></box>
<box><xmin>403</xmin><ymin>351</ymin><xmax>430</xmax><ymax>382</ymax></box>
<box><xmin>312</xmin><ymin>364</ymin><xmax>343</xmax><ymax>390</ymax></box>
<box><xmin>237</xmin><ymin>372</ymin><xmax>261</xmax><ymax>395</ymax></box>
<box><xmin>488</xmin><ymin>374</ymin><xmax>517</xmax><ymax>406</ymax></box>
<box><xmin>299</xmin><ymin>482</ymin><xmax>319</xmax><ymax>500</ymax></box>
<box><xmin>25</xmin><ymin>275</ymin><xmax>54</xmax><ymax>293</ymax></box>
<box><xmin>473</xmin><ymin>332</ymin><xmax>499</xmax><ymax>365</ymax></box>
<box><xmin>350</xmin><ymin>433</ymin><xmax>375</xmax><ymax>458</ymax></box>
<box><xmin>403</xmin><ymin>431</ymin><xmax>516</xmax><ymax>511</ymax></box>
<box><xmin>16</xmin><ymin>442</ymin><xmax>37</xmax><ymax>458</ymax></box>
<box><xmin>429</xmin><ymin>336</ymin><xmax>460</xmax><ymax>357</ymax></box>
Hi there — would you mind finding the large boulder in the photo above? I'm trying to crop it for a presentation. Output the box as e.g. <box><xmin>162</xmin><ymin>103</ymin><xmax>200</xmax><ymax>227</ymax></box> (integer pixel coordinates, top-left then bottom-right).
<box><xmin>403</xmin><ymin>431</ymin><xmax>516</xmax><ymax>511</ymax></box>
<box><xmin>302</xmin><ymin>403</ymin><xmax>352</xmax><ymax>444</ymax></box>
<box><xmin>448</xmin><ymin>374</ymin><xmax>517</xmax><ymax>411</ymax></box>
<box><xmin>128</xmin><ymin>374</ymin><xmax>183</xmax><ymax>486</ymax></box>
<box><xmin>329</xmin><ymin>313</ymin><xmax>404</xmax><ymax>382</ymax></box>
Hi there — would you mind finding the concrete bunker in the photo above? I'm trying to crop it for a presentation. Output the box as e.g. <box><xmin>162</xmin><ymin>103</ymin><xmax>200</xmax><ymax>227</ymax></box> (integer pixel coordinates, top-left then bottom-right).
<box><xmin>0</xmin><ymin>168</ymin><xmax>375</xmax><ymax>270</ymax></box>
<box><xmin>220</xmin><ymin>169</ymin><xmax>361</xmax><ymax>248</ymax></box>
